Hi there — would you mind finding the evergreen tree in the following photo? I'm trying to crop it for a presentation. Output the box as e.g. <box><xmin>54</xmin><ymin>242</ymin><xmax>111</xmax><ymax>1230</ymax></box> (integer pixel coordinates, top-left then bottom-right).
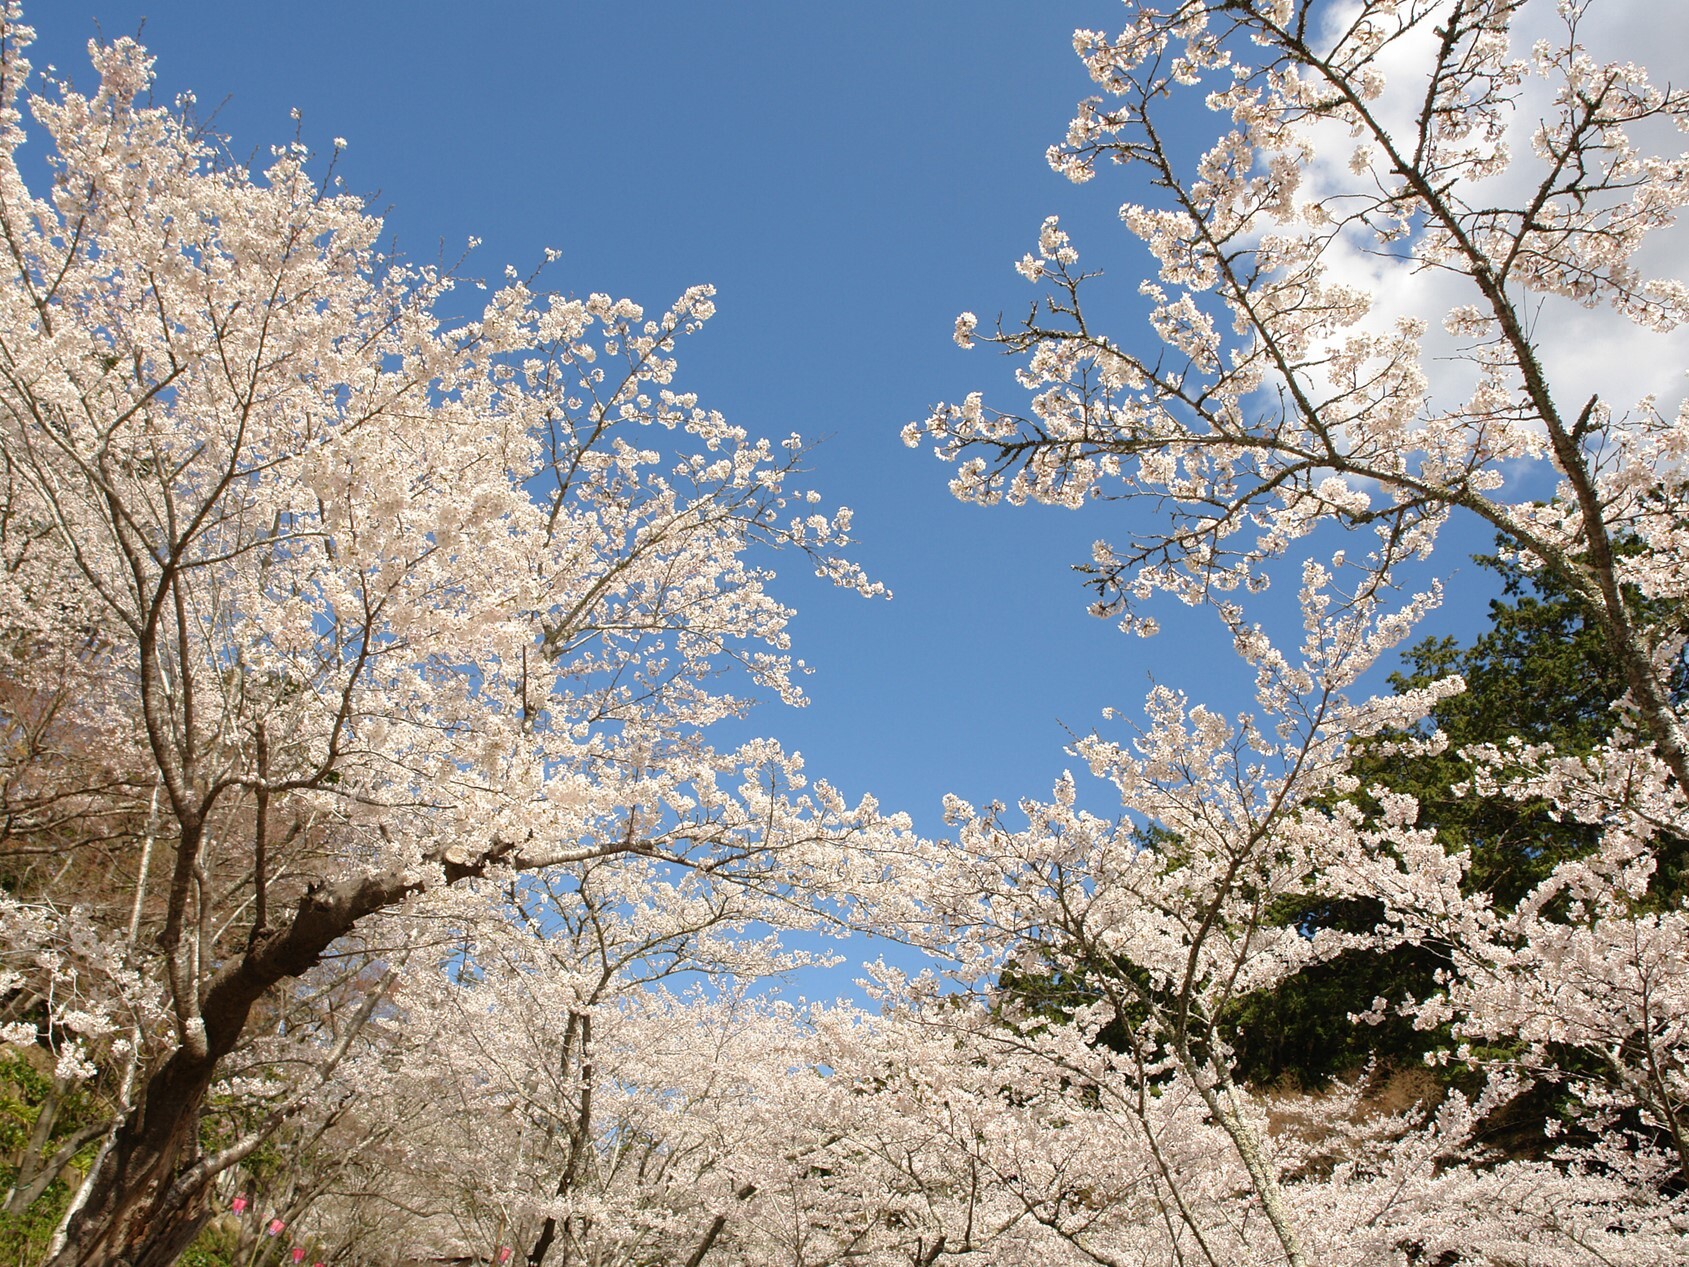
<box><xmin>1230</xmin><ymin>549</ymin><xmax>1689</xmax><ymax>1089</ymax></box>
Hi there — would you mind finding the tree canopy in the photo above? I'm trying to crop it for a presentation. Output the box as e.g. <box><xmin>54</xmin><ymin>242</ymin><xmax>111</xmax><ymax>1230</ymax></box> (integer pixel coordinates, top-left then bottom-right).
<box><xmin>5</xmin><ymin>2</ymin><xmax>1689</xmax><ymax>1265</ymax></box>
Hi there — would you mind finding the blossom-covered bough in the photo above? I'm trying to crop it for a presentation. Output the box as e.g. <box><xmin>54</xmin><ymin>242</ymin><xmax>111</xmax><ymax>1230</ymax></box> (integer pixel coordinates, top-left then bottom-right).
<box><xmin>0</xmin><ymin>8</ymin><xmax>907</xmax><ymax>1267</ymax></box>
<box><xmin>902</xmin><ymin>0</ymin><xmax>1689</xmax><ymax>1262</ymax></box>
<box><xmin>7</xmin><ymin>1</ymin><xmax>1689</xmax><ymax>1264</ymax></box>
<box><xmin>914</xmin><ymin>0</ymin><xmax>1688</xmax><ymax>789</ymax></box>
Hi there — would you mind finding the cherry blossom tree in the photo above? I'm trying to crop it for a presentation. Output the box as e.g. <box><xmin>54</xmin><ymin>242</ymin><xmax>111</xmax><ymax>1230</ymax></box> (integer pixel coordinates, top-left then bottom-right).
<box><xmin>320</xmin><ymin>979</ymin><xmax>880</xmax><ymax>1267</ymax></box>
<box><xmin>310</xmin><ymin>857</ymin><xmax>877</xmax><ymax>1267</ymax></box>
<box><xmin>0</xmin><ymin>8</ymin><xmax>903</xmax><ymax>1267</ymax></box>
<box><xmin>914</xmin><ymin>1</ymin><xmax>1688</xmax><ymax>772</ymax></box>
<box><xmin>7</xmin><ymin>0</ymin><xmax>1689</xmax><ymax>1263</ymax></box>
<box><xmin>901</xmin><ymin>0</ymin><xmax>1689</xmax><ymax>1261</ymax></box>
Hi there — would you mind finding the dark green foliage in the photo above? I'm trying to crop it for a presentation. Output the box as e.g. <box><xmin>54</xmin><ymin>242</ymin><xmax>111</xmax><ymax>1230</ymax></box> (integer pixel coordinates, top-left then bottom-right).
<box><xmin>0</xmin><ymin>1051</ymin><xmax>104</xmax><ymax>1174</ymax></box>
<box><xmin>1004</xmin><ymin>549</ymin><xmax>1687</xmax><ymax>1099</ymax></box>
<box><xmin>0</xmin><ymin>1053</ymin><xmax>105</xmax><ymax>1267</ymax></box>
<box><xmin>0</xmin><ymin>1054</ymin><xmax>53</xmax><ymax>1159</ymax></box>
<box><xmin>1358</xmin><ymin>553</ymin><xmax>1643</xmax><ymax>906</ymax></box>
<box><xmin>1224</xmin><ymin>897</ymin><xmax>1430</xmax><ymax>1090</ymax></box>
<box><xmin>0</xmin><ymin>1178</ymin><xmax>70</xmax><ymax>1267</ymax></box>
<box><xmin>176</xmin><ymin>1218</ymin><xmax>241</xmax><ymax>1267</ymax></box>
<box><xmin>1229</xmin><ymin>549</ymin><xmax>1687</xmax><ymax>1089</ymax></box>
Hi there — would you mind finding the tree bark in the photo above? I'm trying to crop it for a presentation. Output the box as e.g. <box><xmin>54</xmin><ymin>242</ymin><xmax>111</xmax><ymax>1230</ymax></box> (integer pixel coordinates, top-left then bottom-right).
<box><xmin>47</xmin><ymin>865</ymin><xmax>420</xmax><ymax>1267</ymax></box>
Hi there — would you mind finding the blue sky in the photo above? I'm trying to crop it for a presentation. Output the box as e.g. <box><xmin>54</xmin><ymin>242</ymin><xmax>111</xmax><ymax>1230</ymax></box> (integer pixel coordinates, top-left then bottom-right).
<box><xmin>29</xmin><ymin>2</ymin><xmax>1519</xmax><ymax>842</ymax></box>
